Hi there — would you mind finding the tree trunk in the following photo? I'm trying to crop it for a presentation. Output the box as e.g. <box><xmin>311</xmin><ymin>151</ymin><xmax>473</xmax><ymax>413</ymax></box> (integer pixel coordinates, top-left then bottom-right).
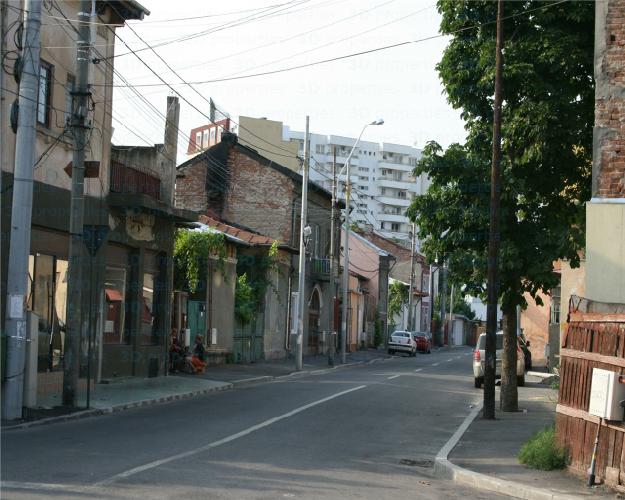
<box><xmin>500</xmin><ymin>303</ymin><xmax>518</xmax><ymax>412</ymax></box>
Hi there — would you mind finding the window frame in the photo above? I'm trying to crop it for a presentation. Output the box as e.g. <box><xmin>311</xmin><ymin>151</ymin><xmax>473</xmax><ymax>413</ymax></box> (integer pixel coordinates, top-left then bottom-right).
<box><xmin>37</xmin><ymin>60</ymin><xmax>53</xmax><ymax>128</ymax></box>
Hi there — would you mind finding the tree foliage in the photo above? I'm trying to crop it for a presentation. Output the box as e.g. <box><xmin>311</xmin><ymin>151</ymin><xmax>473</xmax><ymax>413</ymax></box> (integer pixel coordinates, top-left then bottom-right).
<box><xmin>234</xmin><ymin>273</ymin><xmax>255</xmax><ymax>324</ymax></box>
<box><xmin>173</xmin><ymin>229</ymin><xmax>226</xmax><ymax>293</ymax></box>
<box><xmin>407</xmin><ymin>1</ymin><xmax>594</xmax><ymax>311</ymax></box>
<box><xmin>388</xmin><ymin>281</ymin><xmax>409</xmax><ymax>322</ymax></box>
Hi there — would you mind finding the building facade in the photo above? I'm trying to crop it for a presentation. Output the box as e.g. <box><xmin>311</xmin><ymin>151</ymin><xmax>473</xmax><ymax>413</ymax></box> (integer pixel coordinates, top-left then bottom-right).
<box><xmin>187</xmin><ymin>116</ymin><xmax>429</xmax><ymax>244</ymax></box>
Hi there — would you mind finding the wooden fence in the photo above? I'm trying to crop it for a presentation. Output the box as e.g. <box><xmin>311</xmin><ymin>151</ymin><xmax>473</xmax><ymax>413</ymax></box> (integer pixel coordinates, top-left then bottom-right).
<box><xmin>556</xmin><ymin>296</ymin><xmax>625</xmax><ymax>484</ymax></box>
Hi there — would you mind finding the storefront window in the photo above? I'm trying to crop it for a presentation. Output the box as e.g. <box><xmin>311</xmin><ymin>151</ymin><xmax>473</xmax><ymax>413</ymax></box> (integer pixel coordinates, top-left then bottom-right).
<box><xmin>104</xmin><ymin>267</ymin><xmax>127</xmax><ymax>344</ymax></box>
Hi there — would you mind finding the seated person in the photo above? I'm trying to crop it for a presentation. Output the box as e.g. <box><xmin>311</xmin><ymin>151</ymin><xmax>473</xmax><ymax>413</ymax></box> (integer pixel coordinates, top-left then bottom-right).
<box><xmin>191</xmin><ymin>335</ymin><xmax>208</xmax><ymax>373</ymax></box>
<box><xmin>169</xmin><ymin>337</ymin><xmax>185</xmax><ymax>373</ymax></box>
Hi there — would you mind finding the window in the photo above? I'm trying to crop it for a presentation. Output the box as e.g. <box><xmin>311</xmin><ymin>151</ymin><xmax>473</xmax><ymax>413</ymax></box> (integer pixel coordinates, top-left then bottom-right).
<box><xmin>202</xmin><ymin>130</ymin><xmax>209</xmax><ymax>147</ymax></box>
<box><xmin>37</xmin><ymin>60</ymin><xmax>53</xmax><ymax>126</ymax></box>
<box><xmin>195</xmin><ymin>132</ymin><xmax>202</xmax><ymax>151</ymax></box>
<box><xmin>210</xmin><ymin>128</ymin><xmax>216</xmax><ymax>143</ymax></box>
<box><xmin>380</xmin><ymin>188</ymin><xmax>386</xmax><ymax>195</ymax></box>
<box><xmin>315</xmin><ymin>144</ymin><xmax>325</xmax><ymax>154</ymax></box>
<box><xmin>104</xmin><ymin>268</ymin><xmax>128</xmax><ymax>344</ymax></box>
<box><xmin>550</xmin><ymin>286</ymin><xmax>561</xmax><ymax>324</ymax></box>
<box><xmin>64</xmin><ymin>74</ymin><xmax>74</xmax><ymax>126</ymax></box>
<box><xmin>141</xmin><ymin>272</ymin><xmax>157</xmax><ymax>345</ymax></box>
<box><xmin>397</xmin><ymin>191</ymin><xmax>406</xmax><ymax>199</ymax></box>
<box><xmin>393</xmin><ymin>171</ymin><xmax>402</xmax><ymax>181</ymax></box>
<box><xmin>391</xmin><ymin>223</ymin><xmax>400</xmax><ymax>232</ymax></box>
<box><xmin>358</xmin><ymin>176</ymin><xmax>368</xmax><ymax>181</ymax></box>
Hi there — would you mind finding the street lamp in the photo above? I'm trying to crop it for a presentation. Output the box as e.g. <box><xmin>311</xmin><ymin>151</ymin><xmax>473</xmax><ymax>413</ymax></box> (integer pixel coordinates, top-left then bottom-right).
<box><xmin>340</xmin><ymin>119</ymin><xmax>384</xmax><ymax>364</ymax></box>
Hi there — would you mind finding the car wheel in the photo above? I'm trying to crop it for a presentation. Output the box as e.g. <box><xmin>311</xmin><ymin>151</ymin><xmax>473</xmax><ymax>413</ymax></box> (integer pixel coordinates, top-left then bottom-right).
<box><xmin>427</xmin><ymin>348</ymin><xmax>431</xmax><ymax>354</ymax></box>
<box><xmin>474</xmin><ymin>377</ymin><xmax>483</xmax><ymax>388</ymax></box>
<box><xmin>517</xmin><ymin>374</ymin><xmax>525</xmax><ymax>387</ymax></box>
<box><xmin>388</xmin><ymin>349</ymin><xmax>393</xmax><ymax>355</ymax></box>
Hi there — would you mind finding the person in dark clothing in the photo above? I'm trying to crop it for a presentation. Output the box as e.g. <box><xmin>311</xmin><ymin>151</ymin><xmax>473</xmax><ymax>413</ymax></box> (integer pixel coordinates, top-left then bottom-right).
<box><xmin>191</xmin><ymin>335</ymin><xmax>207</xmax><ymax>373</ymax></box>
<box><xmin>169</xmin><ymin>336</ymin><xmax>185</xmax><ymax>373</ymax></box>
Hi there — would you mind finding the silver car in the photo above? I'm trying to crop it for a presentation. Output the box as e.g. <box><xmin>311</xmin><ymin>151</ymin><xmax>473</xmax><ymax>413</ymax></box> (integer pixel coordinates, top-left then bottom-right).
<box><xmin>473</xmin><ymin>331</ymin><xmax>525</xmax><ymax>388</ymax></box>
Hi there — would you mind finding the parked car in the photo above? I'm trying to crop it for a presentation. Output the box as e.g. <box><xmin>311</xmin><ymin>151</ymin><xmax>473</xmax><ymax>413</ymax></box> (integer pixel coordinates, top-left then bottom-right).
<box><xmin>388</xmin><ymin>331</ymin><xmax>417</xmax><ymax>356</ymax></box>
<box><xmin>473</xmin><ymin>331</ymin><xmax>525</xmax><ymax>388</ymax></box>
<box><xmin>412</xmin><ymin>332</ymin><xmax>432</xmax><ymax>354</ymax></box>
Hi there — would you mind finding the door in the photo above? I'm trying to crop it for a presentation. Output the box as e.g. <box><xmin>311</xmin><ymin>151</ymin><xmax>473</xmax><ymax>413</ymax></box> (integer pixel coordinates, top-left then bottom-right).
<box><xmin>187</xmin><ymin>301</ymin><xmax>206</xmax><ymax>348</ymax></box>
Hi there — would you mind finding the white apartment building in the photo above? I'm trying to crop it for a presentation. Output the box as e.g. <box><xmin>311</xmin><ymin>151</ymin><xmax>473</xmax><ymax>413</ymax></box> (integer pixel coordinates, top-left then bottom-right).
<box><xmin>285</xmin><ymin>126</ymin><xmax>428</xmax><ymax>244</ymax></box>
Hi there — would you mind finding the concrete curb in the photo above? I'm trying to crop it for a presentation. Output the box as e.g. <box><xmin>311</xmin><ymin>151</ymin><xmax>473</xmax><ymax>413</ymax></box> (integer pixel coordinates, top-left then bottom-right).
<box><xmin>2</xmin><ymin>356</ymin><xmax>391</xmax><ymax>431</ymax></box>
<box><xmin>2</xmin><ymin>383</ymin><xmax>233</xmax><ymax>431</ymax></box>
<box><xmin>434</xmin><ymin>402</ymin><xmax>587</xmax><ymax>500</ymax></box>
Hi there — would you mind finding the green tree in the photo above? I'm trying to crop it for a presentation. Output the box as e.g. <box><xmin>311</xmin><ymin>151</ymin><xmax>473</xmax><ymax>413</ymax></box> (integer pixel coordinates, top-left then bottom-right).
<box><xmin>388</xmin><ymin>281</ymin><xmax>409</xmax><ymax>323</ymax></box>
<box><xmin>408</xmin><ymin>1</ymin><xmax>593</xmax><ymax>409</ymax></box>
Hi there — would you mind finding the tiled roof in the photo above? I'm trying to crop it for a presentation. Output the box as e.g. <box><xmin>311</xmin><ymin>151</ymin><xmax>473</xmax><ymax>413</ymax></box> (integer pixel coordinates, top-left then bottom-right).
<box><xmin>198</xmin><ymin>215</ymin><xmax>294</xmax><ymax>250</ymax></box>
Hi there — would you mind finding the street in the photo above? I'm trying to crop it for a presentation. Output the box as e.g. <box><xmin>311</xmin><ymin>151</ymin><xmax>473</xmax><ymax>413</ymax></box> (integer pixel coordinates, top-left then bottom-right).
<box><xmin>1</xmin><ymin>347</ymin><xmax>507</xmax><ymax>500</ymax></box>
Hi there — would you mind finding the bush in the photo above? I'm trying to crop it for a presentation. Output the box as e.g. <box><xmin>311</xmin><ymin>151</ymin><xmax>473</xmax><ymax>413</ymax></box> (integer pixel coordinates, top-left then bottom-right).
<box><xmin>518</xmin><ymin>425</ymin><xmax>566</xmax><ymax>471</ymax></box>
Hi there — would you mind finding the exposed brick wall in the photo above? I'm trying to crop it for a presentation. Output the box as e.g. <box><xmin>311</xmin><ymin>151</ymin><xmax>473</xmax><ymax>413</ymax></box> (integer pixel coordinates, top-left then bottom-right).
<box><xmin>222</xmin><ymin>149</ymin><xmax>295</xmax><ymax>243</ymax></box>
<box><xmin>175</xmin><ymin>160</ymin><xmax>207</xmax><ymax>213</ymax></box>
<box><xmin>594</xmin><ymin>0</ymin><xmax>625</xmax><ymax>198</ymax></box>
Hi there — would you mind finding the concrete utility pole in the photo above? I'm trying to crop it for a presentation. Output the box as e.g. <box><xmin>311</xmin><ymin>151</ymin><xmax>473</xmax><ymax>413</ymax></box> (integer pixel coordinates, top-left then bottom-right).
<box><xmin>439</xmin><ymin>262</ymin><xmax>447</xmax><ymax>346</ymax></box>
<box><xmin>1</xmin><ymin>0</ymin><xmax>41</xmax><ymax>421</ymax></box>
<box><xmin>327</xmin><ymin>147</ymin><xmax>338</xmax><ymax>366</ymax></box>
<box><xmin>449</xmin><ymin>283</ymin><xmax>455</xmax><ymax>344</ymax></box>
<box><xmin>341</xmin><ymin>119</ymin><xmax>383</xmax><ymax>363</ymax></box>
<box><xmin>295</xmin><ymin>116</ymin><xmax>310</xmax><ymax>371</ymax></box>
<box><xmin>407</xmin><ymin>223</ymin><xmax>417</xmax><ymax>331</ymax></box>
<box><xmin>63</xmin><ymin>0</ymin><xmax>92</xmax><ymax>406</ymax></box>
<box><xmin>484</xmin><ymin>0</ymin><xmax>504</xmax><ymax>420</ymax></box>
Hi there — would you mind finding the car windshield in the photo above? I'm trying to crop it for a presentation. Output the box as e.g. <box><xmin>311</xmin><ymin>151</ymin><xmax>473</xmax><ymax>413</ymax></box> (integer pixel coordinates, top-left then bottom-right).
<box><xmin>477</xmin><ymin>334</ymin><xmax>504</xmax><ymax>350</ymax></box>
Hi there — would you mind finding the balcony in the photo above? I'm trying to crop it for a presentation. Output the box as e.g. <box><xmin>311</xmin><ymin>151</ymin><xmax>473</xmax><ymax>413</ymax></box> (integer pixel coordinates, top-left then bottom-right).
<box><xmin>377</xmin><ymin>196</ymin><xmax>411</xmax><ymax>207</ymax></box>
<box><xmin>309</xmin><ymin>258</ymin><xmax>331</xmax><ymax>281</ymax></box>
<box><xmin>377</xmin><ymin>212</ymin><xmax>406</xmax><ymax>223</ymax></box>
<box><xmin>377</xmin><ymin>177</ymin><xmax>415</xmax><ymax>190</ymax></box>
<box><xmin>110</xmin><ymin>161</ymin><xmax>161</xmax><ymax>201</ymax></box>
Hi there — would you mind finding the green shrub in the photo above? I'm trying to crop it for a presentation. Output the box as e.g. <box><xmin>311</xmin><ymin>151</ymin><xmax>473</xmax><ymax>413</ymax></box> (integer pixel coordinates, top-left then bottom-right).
<box><xmin>518</xmin><ymin>425</ymin><xmax>566</xmax><ymax>471</ymax></box>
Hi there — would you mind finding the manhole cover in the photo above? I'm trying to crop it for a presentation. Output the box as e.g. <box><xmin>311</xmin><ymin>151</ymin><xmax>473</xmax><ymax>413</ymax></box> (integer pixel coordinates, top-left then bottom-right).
<box><xmin>399</xmin><ymin>458</ymin><xmax>433</xmax><ymax>468</ymax></box>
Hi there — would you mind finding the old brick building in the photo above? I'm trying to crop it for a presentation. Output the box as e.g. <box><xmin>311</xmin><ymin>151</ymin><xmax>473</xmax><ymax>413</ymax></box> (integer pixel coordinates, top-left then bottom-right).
<box><xmin>586</xmin><ymin>0</ymin><xmax>625</xmax><ymax>304</ymax></box>
<box><xmin>176</xmin><ymin>133</ymin><xmax>337</xmax><ymax>360</ymax></box>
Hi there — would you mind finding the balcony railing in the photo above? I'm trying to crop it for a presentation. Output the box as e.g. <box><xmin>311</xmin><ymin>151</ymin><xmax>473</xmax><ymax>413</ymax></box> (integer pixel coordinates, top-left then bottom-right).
<box><xmin>310</xmin><ymin>258</ymin><xmax>331</xmax><ymax>280</ymax></box>
<box><xmin>110</xmin><ymin>161</ymin><xmax>161</xmax><ymax>201</ymax></box>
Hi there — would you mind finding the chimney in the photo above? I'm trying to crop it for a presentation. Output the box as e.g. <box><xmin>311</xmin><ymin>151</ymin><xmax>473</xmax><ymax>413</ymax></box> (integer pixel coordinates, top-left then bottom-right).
<box><xmin>164</xmin><ymin>96</ymin><xmax>180</xmax><ymax>205</ymax></box>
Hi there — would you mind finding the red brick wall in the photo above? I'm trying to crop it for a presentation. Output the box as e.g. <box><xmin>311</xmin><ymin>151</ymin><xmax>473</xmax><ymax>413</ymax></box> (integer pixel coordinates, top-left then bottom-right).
<box><xmin>222</xmin><ymin>149</ymin><xmax>295</xmax><ymax>244</ymax></box>
<box><xmin>175</xmin><ymin>160</ymin><xmax>207</xmax><ymax>213</ymax></box>
<box><xmin>595</xmin><ymin>0</ymin><xmax>625</xmax><ymax>198</ymax></box>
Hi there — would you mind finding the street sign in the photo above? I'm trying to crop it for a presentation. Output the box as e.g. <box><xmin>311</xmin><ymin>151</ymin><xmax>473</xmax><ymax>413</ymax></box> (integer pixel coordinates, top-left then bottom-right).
<box><xmin>83</xmin><ymin>224</ymin><xmax>109</xmax><ymax>256</ymax></box>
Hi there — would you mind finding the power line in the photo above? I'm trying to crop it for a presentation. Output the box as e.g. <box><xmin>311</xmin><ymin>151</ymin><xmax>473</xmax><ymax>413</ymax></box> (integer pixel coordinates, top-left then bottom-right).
<box><xmin>92</xmin><ymin>0</ymin><xmax>570</xmax><ymax>88</ymax></box>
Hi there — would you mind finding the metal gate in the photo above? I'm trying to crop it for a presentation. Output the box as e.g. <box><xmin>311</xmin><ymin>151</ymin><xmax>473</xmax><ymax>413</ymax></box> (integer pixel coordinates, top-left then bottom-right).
<box><xmin>233</xmin><ymin>313</ymin><xmax>264</xmax><ymax>363</ymax></box>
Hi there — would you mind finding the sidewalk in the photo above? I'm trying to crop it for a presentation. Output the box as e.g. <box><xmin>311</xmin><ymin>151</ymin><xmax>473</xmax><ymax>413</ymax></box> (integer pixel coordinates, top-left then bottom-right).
<box><xmin>193</xmin><ymin>349</ymin><xmax>392</xmax><ymax>384</ymax></box>
<box><xmin>2</xmin><ymin>349</ymin><xmax>391</xmax><ymax>430</ymax></box>
<box><xmin>436</xmin><ymin>374</ymin><xmax>619</xmax><ymax>499</ymax></box>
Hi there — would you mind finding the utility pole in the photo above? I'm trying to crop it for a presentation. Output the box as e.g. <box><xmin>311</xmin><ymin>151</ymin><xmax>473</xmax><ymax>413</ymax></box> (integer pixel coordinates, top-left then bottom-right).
<box><xmin>340</xmin><ymin>159</ymin><xmax>352</xmax><ymax>365</ymax></box>
<box><xmin>295</xmin><ymin>116</ymin><xmax>310</xmax><ymax>371</ymax></box>
<box><xmin>327</xmin><ymin>146</ymin><xmax>338</xmax><ymax>366</ymax></box>
<box><xmin>484</xmin><ymin>0</ymin><xmax>504</xmax><ymax>420</ymax></box>
<box><xmin>449</xmin><ymin>283</ymin><xmax>455</xmax><ymax>344</ymax></box>
<box><xmin>63</xmin><ymin>0</ymin><xmax>92</xmax><ymax>406</ymax></box>
<box><xmin>407</xmin><ymin>223</ymin><xmax>417</xmax><ymax>331</ymax></box>
<box><xmin>1</xmin><ymin>0</ymin><xmax>41</xmax><ymax>421</ymax></box>
<box><xmin>439</xmin><ymin>262</ymin><xmax>447</xmax><ymax>346</ymax></box>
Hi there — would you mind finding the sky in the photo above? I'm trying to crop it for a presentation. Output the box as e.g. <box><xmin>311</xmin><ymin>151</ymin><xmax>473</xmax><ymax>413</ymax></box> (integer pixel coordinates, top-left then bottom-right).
<box><xmin>110</xmin><ymin>0</ymin><xmax>467</xmax><ymax>162</ymax></box>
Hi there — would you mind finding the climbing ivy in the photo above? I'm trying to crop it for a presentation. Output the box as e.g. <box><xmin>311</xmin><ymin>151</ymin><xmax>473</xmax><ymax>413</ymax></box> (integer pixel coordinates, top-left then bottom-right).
<box><xmin>173</xmin><ymin>229</ymin><xmax>226</xmax><ymax>293</ymax></box>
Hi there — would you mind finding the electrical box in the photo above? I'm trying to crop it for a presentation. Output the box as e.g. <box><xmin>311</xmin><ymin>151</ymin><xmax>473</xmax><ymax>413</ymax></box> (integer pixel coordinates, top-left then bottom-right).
<box><xmin>589</xmin><ymin>368</ymin><xmax>625</xmax><ymax>420</ymax></box>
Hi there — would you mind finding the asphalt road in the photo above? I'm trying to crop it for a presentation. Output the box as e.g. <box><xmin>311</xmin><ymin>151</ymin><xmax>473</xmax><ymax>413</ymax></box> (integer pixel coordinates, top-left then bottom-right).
<box><xmin>1</xmin><ymin>346</ymin><xmax>508</xmax><ymax>500</ymax></box>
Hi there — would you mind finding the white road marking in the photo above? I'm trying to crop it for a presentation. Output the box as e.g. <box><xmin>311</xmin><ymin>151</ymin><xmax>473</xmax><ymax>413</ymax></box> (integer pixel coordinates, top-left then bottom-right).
<box><xmin>95</xmin><ymin>384</ymin><xmax>367</xmax><ymax>486</ymax></box>
<box><xmin>387</xmin><ymin>374</ymin><xmax>401</xmax><ymax>380</ymax></box>
<box><xmin>431</xmin><ymin>362</ymin><xmax>440</xmax><ymax>367</ymax></box>
<box><xmin>414</xmin><ymin>368</ymin><xmax>423</xmax><ymax>373</ymax></box>
<box><xmin>447</xmin><ymin>358</ymin><xmax>454</xmax><ymax>362</ymax></box>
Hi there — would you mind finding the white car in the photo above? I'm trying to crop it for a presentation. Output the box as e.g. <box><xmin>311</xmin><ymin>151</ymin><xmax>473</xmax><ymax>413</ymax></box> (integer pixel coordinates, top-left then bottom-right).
<box><xmin>388</xmin><ymin>331</ymin><xmax>417</xmax><ymax>357</ymax></box>
<box><xmin>473</xmin><ymin>331</ymin><xmax>525</xmax><ymax>388</ymax></box>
